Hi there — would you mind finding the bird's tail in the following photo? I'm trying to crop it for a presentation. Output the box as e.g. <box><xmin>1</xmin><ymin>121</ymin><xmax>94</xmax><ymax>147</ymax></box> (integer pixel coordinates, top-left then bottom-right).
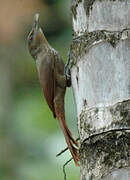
<box><xmin>55</xmin><ymin>106</ymin><xmax>80</xmax><ymax>166</ymax></box>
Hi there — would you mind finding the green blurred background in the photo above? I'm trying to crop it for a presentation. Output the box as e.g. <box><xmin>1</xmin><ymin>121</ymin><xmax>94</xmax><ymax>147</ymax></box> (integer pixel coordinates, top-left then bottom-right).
<box><xmin>0</xmin><ymin>0</ymin><xmax>79</xmax><ymax>180</ymax></box>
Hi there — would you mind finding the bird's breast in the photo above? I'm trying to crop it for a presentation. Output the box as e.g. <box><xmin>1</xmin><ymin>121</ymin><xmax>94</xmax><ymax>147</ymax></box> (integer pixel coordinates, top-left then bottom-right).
<box><xmin>36</xmin><ymin>58</ymin><xmax>42</xmax><ymax>79</ymax></box>
<box><xmin>36</xmin><ymin>55</ymin><xmax>54</xmax><ymax>87</ymax></box>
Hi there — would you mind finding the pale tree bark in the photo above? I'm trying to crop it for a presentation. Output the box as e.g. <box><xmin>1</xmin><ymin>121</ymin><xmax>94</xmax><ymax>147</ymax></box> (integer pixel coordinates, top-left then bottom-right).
<box><xmin>70</xmin><ymin>0</ymin><xmax>130</xmax><ymax>179</ymax></box>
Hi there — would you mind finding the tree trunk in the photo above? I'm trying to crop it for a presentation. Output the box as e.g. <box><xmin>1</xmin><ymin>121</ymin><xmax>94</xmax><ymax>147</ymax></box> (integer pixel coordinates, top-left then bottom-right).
<box><xmin>70</xmin><ymin>0</ymin><xmax>130</xmax><ymax>179</ymax></box>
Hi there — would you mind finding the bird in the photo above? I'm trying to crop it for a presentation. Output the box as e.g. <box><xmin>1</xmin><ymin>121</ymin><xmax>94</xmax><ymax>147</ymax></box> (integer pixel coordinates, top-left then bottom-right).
<box><xmin>27</xmin><ymin>13</ymin><xmax>79</xmax><ymax>166</ymax></box>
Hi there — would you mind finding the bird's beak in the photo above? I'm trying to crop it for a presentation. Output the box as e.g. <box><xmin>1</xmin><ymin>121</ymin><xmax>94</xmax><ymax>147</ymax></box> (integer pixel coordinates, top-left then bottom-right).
<box><xmin>32</xmin><ymin>13</ymin><xmax>39</xmax><ymax>36</ymax></box>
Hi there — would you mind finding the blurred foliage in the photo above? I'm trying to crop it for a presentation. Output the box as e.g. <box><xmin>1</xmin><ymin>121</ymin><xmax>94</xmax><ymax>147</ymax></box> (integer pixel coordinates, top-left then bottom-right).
<box><xmin>0</xmin><ymin>0</ymin><xmax>79</xmax><ymax>180</ymax></box>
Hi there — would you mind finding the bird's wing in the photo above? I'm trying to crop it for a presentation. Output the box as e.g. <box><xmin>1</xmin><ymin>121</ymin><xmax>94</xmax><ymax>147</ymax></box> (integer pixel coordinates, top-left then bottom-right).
<box><xmin>39</xmin><ymin>55</ymin><xmax>56</xmax><ymax>118</ymax></box>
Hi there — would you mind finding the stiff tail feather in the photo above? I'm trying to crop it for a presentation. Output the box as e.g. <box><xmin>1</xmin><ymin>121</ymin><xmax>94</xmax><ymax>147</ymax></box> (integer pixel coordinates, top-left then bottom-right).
<box><xmin>66</xmin><ymin>126</ymin><xmax>78</xmax><ymax>147</ymax></box>
<box><xmin>55</xmin><ymin>106</ymin><xmax>80</xmax><ymax>166</ymax></box>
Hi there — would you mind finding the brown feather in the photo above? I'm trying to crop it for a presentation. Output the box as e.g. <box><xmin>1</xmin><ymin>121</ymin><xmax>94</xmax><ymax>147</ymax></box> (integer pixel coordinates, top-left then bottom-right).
<box><xmin>28</xmin><ymin>14</ymin><xmax>79</xmax><ymax>166</ymax></box>
<box><xmin>39</xmin><ymin>56</ymin><xmax>56</xmax><ymax>118</ymax></box>
<box><xmin>55</xmin><ymin>105</ymin><xmax>80</xmax><ymax>166</ymax></box>
<box><xmin>39</xmin><ymin>54</ymin><xmax>80</xmax><ymax>165</ymax></box>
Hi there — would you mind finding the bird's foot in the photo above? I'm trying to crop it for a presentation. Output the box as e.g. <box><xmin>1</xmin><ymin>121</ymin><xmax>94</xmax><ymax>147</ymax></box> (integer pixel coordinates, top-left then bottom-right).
<box><xmin>64</xmin><ymin>50</ymin><xmax>71</xmax><ymax>79</ymax></box>
<box><xmin>64</xmin><ymin>50</ymin><xmax>74</xmax><ymax>87</ymax></box>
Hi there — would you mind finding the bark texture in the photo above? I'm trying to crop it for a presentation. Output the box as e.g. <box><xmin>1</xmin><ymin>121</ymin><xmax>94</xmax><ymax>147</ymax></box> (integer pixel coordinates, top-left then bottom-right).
<box><xmin>70</xmin><ymin>0</ymin><xmax>130</xmax><ymax>179</ymax></box>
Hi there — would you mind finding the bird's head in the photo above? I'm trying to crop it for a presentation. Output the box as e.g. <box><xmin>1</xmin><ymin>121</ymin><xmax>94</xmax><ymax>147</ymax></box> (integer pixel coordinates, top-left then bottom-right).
<box><xmin>27</xmin><ymin>13</ymin><xmax>46</xmax><ymax>59</ymax></box>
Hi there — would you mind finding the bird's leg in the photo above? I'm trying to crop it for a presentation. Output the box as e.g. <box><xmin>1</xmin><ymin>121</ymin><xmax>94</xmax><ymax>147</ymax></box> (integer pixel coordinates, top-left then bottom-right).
<box><xmin>64</xmin><ymin>50</ymin><xmax>71</xmax><ymax>78</ymax></box>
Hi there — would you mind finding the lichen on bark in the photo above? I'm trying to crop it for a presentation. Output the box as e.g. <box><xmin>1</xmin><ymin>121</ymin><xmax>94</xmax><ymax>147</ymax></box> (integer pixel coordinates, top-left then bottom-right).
<box><xmin>79</xmin><ymin>100</ymin><xmax>130</xmax><ymax>141</ymax></box>
<box><xmin>80</xmin><ymin>130</ymin><xmax>130</xmax><ymax>180</ymax></box>
<box><xmin>70</xmin><ymin>29</ymin><xmax>130</xmax><ymax>65</ymax></box>
<box><xmin>84</xmin><ymin>0</ymin><xmax>127</xmax><ymax>16</ymax></box>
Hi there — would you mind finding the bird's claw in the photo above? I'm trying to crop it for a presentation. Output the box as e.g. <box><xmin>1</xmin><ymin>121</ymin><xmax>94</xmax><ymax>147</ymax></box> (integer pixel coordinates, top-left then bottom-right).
<box><xmin>64</xmin><ymin>50</ymin><xmax>73</xmax><ymax>81</ymax></box>
<box><xmin>64</xmin><ymin>65</ymin><xmax>71</xmax><ymax>80</ymax></box>
<box><xmin>64</xmin><ymin>50</ymin><xmax>73</xmax><ymax>87</ymax></box>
